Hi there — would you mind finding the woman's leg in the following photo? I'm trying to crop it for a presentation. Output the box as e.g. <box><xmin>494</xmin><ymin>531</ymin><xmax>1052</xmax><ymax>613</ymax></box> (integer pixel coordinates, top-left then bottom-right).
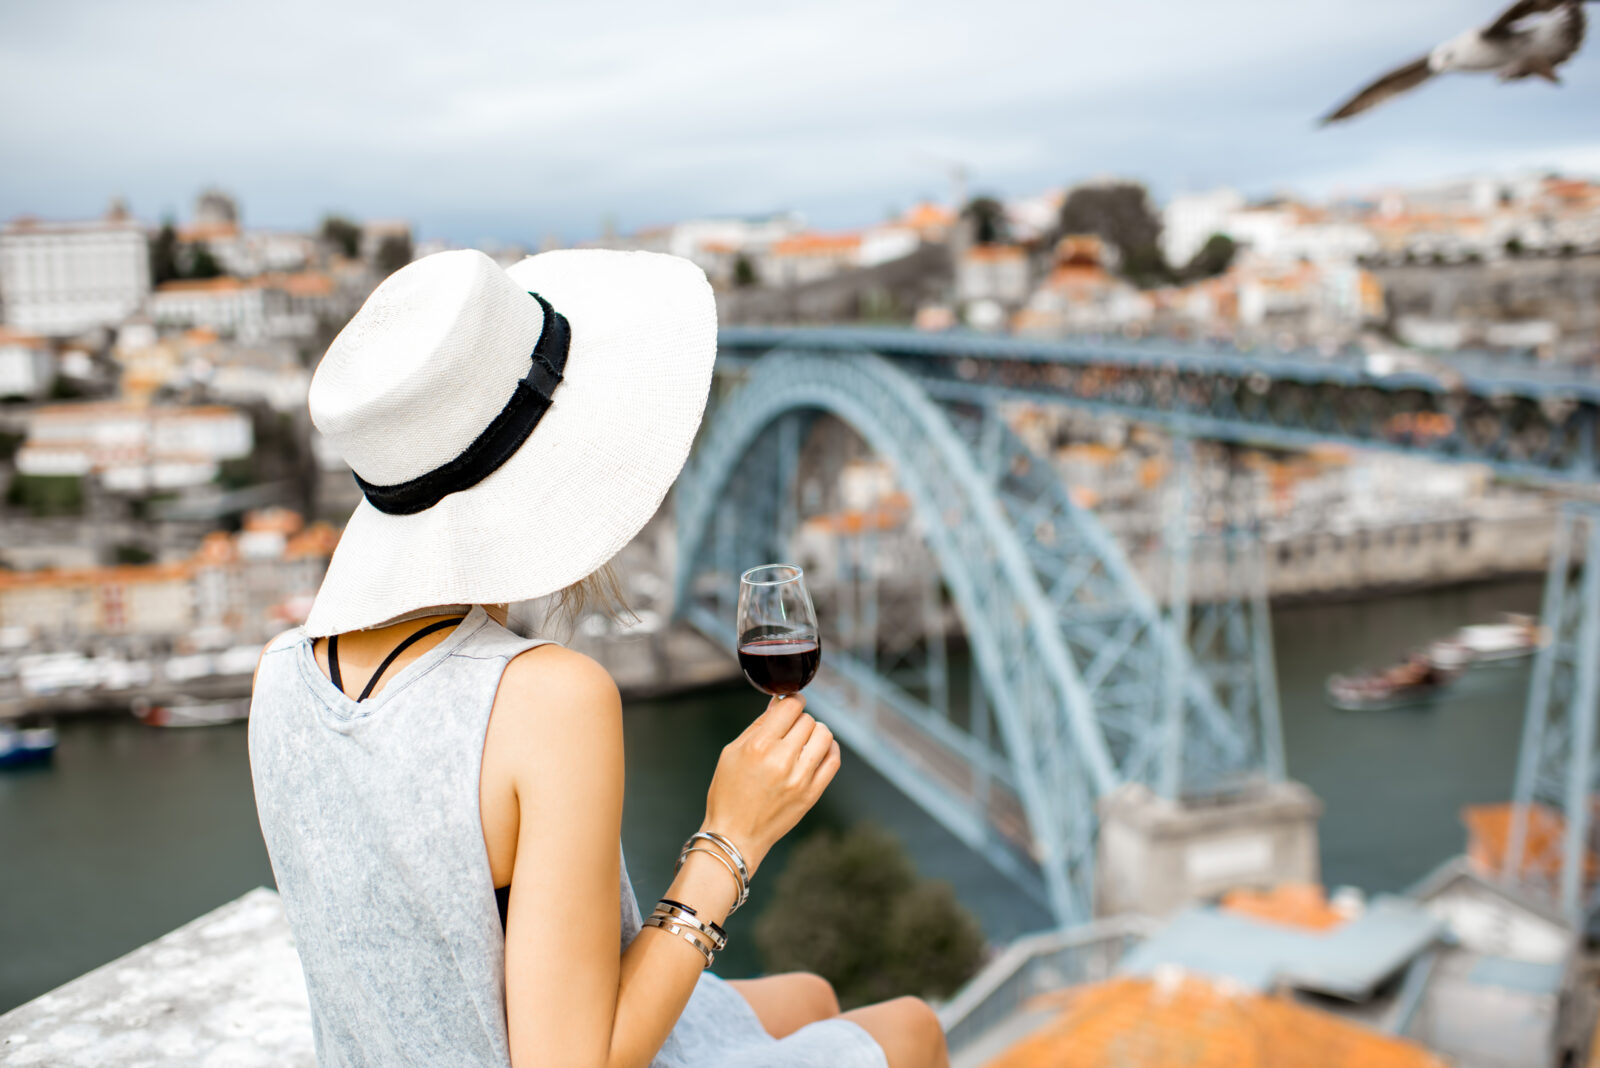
<box><xmin>839</xmin><ymin>996</ymin><xmax>948</xmax><ymax>1068</ymax></box>
<box><xmin>725</xmin><ymin>972</ymin><xmax>841</xmax><ymax>1039</ymax></box>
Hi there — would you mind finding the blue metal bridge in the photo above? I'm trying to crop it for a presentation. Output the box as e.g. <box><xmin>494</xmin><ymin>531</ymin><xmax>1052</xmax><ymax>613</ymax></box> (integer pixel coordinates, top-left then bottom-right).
<box><xmin>672</xmin><ymin>327</ymin><xmax>1600</xmax><ymax>927</ymax></box>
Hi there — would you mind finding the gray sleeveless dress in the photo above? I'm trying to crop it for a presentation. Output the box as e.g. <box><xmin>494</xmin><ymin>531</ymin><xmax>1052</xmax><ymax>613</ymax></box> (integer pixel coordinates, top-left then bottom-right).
<box><xmin>248</xmin><ymin>605</ymin><xmax>887</xmax><ymax>1068</ymax></box>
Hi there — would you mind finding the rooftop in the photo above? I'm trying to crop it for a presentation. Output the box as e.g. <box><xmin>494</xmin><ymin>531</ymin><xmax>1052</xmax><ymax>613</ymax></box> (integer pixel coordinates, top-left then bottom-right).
<box><xmin>984</xmin><ymin>972</ymin><xmax>1446</xmax><ymax>1068</ymax></box>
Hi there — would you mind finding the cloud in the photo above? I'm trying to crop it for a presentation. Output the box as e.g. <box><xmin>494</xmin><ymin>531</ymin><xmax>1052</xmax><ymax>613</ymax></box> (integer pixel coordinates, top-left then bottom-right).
<box><xmin>1</xmin><ymin>0</ymin><xmax>1595</xmax><ymax>242</ymax></box>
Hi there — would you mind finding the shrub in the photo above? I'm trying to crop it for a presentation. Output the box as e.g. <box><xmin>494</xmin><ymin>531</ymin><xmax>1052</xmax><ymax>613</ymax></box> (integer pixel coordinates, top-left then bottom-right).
<box><xmin>753</xmin><ymin>824</ymin><xmax>986</xmax><ymax>1008</ymax></box>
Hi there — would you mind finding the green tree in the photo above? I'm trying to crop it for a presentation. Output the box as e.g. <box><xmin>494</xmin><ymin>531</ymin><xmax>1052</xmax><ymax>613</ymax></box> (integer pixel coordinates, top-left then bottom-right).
<box><xmin>375</xmin><ymin>233</ymin><xmax>414</xmax><ymax>274</ymax></box>
<box><xmin>1057</xmin><ymin>181</ymin><xmax>1172</xmax><ymax>287</ymax></box>
<box><xmin>6</xmin><ymin>474</ymin><xmax>83</xmax><ymax>516</ymax></box>
<box><xmin>183</xmin><ymin>243</ymin><xmax>222</xmax><ymax>279</ymax></box>
<box><xmin>150</xmin><ymin>219</ymin><xmax>180</xmax><ymax>285</ymax></box>
<box><xmin>753</xmin><ymin>825</ymin><xmax>986</xmax><ymax>1008</ymax></box>
<box><xmin>962</xmin><ymin>195</ymin><xmax>1010</xmax><ymax>246</ymax></box>
<box><xmin>321</xmin><ymin>215</ymin><xmax>362</xmax><ymax>259</ymax></box>
<box><xmin>732</xmin><ymin>253</ymin><xmax>759</xmax><ymax>288</ymax></box>
<box><xmin>1182</xmin><ymin>233</ymin><xmax>1236</xmax><ymax>281</ymax></box>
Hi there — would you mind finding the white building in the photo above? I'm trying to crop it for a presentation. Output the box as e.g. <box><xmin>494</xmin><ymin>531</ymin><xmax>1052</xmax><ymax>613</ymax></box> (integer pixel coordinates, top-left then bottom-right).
<box><xmin>1164</xmin><ymin>190</ymin><xmax>1376</xmax><ymax>269</ymax></box>
<box><xmin>595</xmin><ymin>213</ymin><xmax>807</xmax><ymax>285</ymax></box>
<box><xmin>150</xmin><ymin>278</ymin><xmax>274</xmax><ymax>340</ymax></box>
<box><xmin>0</xmin><ymin>329</ymin><xmax>54</xmax><ymax>399</ymax></box>
<box><xmin>1162</xmin><ymin>189</ymin><xmax>1246</xmax><ymax>269</ymax></box>
<box><xmin>149</xmin><ymin>272</ymin><xmax>334</xmax><ymax>342</ymax></box>
<box><xmin>15</xmin><ymin>402</ymin><xmax>253</xmax><ymax>493</ymax></box>
<box><xmin>956</xmin><ymin>245</ymin><xmax>1030</xmax><ymax>305</ymax></box>
<box><xmin>0</xmin><ymin>207</ymin><xmax>151</xmax><ymax>336</ymax></box>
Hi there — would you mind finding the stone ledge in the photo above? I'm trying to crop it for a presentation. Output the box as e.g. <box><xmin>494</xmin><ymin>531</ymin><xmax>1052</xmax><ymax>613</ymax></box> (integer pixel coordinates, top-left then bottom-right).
<box><xmin>0</xmin><ymin>888</ymin><xmax>313</xmax><ymax>1067</ymax></box>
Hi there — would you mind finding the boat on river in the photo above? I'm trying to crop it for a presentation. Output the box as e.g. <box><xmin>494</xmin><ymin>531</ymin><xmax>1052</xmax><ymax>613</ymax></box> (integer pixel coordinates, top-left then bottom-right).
<box><xmin>0</xmin><ymin>724</ymin><xmax>57</xmax><ymax>768</ymax></box>
<box><xmin>1326</xmin><ymin>652</ymin><xmax>1461</xmax><ymax>711</ymax></box>
<box><xmin>1453</xmin><ymin>614</ymin><xmax>1544</xmax><ymax>665</ymax></box>
<box><xmin>133</xmin><ymin>697</ymin><xmax>250</xmax><ymax>728</ymax></box>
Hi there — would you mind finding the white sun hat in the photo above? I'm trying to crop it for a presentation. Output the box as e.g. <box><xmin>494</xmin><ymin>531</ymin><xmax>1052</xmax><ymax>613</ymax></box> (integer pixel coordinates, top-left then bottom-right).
<box><xmin>302</xmin><ymin>247</ymin><xmax>716</xmax><ymax>637</ymax></box>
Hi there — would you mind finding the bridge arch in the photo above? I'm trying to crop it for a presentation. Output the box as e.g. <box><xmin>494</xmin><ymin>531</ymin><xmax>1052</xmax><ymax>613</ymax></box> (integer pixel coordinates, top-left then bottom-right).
<box><xmin>675</xmin><ymin>351</ymin><xmax>1236</xmax><ymax>921</ymax></box>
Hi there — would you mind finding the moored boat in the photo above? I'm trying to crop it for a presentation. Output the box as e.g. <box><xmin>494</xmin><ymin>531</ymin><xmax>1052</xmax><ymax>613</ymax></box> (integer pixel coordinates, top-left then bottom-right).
<box><xmin>1453</xmin><ymin>614</ymin><xmax>1544</xmax><ymax>665</ymax></box>
<box><xmin>0</xmin><ymin>724</ymin><xmax>57</xmax><ymax>768</ymax></box>
<box><xmin>1326</xmin><ymin>652</ymin><xmax>1461</xmax><ymax>711</ymax></box>
<box><xmin>133</xmin><ymin>697</ymin><xmax>250</xmax><ymax>728</ymax></box>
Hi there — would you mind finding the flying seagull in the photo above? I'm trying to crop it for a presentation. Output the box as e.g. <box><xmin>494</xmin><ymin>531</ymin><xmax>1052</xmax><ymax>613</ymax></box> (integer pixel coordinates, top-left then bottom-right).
<box><xmin>1322</xmin><ymin>0</ymin><xmax>1589</xmax><ymax>123</ymax></box>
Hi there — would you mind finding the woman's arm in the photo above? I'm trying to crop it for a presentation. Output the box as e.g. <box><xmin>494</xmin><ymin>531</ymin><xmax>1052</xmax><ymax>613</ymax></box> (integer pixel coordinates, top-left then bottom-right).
<box><xmin>496</xmin><ymin>645</ymin><xmax>836</xmax><ymax>1068</ymax></box>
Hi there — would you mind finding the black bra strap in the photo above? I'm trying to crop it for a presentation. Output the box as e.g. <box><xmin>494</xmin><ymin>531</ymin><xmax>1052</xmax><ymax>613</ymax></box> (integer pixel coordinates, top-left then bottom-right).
<box><xmin>327</xmin><ymin>616</ymin><xmax>467</xmax><ymax>702</ymax></box>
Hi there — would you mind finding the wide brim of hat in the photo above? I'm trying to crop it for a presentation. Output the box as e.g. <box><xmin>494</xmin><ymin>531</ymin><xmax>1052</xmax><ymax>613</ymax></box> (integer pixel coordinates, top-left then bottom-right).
<box><xmin>303</xmin><ymin>248</ymin><xmax>717</xmax><ymax>637</ymax></box>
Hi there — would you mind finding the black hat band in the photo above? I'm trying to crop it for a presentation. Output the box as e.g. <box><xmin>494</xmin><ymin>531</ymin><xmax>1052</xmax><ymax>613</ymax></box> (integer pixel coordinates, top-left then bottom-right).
<box><xmin>354</xmin><ymin>292</ymin><xmax>570</xmax><ymax>516</ymax></box>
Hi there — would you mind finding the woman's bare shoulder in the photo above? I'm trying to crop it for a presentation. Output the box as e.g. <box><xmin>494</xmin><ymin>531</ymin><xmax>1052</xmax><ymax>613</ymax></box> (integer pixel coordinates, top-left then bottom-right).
<box><xmin>491</xmin><ymin>644</ymin><xmax>623</xmax><ymax>780</ymax></box>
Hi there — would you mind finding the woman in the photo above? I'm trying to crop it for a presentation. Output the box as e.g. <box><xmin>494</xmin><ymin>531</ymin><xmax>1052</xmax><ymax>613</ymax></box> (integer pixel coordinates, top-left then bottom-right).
<box><xmin>248</xmin><ymin>248</ymin><xmax>948</xmax><ymax>1068</ymax></box>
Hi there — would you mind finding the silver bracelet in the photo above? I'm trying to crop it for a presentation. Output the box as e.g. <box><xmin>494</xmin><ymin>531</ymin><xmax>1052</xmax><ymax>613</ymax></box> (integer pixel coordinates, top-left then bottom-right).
<box><xmin>651</xmin><ymin>901</ymin><xmax>726</xmax><ymax>951</ymax></box>
<box><xmin>674</xmin><ymin>846</ymin><xmax>749</xmax><ymax>913</ymax></box>
<box><xmin>642</xmin><ymin>914</ymin><xmax>715</xmax><ymax>968</ymax></box>
<box><xmin>695</xmin><ymin>831</ymin><xmax>751</xmax><ymax>890</ymax></box>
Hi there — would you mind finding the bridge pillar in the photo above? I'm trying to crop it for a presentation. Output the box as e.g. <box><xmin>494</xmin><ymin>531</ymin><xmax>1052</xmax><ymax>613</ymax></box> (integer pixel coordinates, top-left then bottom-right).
<box><xmin>1504</xmin><ymin>503</ymin><xmax>1600</xmax><ymax>926</ymax></box>
<box><xmin>1095</xmin><ymin>780</ymin><xmax>1322</xmax><ymax>918</ymax></box>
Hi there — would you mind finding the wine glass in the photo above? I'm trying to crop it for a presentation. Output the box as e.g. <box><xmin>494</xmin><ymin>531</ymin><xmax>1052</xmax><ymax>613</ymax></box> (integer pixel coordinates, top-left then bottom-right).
<box><xmin>736</xmin><ymin>564</ymin><xmax>821</xmax><ymax>696</ymax></box>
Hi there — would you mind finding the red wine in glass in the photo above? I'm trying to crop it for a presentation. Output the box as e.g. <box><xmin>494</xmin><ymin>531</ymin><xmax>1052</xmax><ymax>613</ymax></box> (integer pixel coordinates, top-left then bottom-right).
<box><xmin>736</xmin><ymin>565</ymin><xmax>821</xmax><ymax>698</ymax></box>
<box><xmin>737</xmin><ymin>638</ymin><xmax>820</xmax><ymax>695</ymax></box>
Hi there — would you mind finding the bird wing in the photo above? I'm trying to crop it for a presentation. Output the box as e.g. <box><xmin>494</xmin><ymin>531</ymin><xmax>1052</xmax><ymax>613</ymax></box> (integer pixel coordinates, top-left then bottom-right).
<box><xmin>1483</xmin><ymin>0</ymin><xmax>1575</xmax><ymax>40</ymax></box>
<box><xmin>1547</xmin><ymin>1</ymin><xmax>1587</xmax><ymax>63</ymax></box>
<box><xmin>1321</xmin><ymin>56</ymin><xmax>1435</xmax><ymax>123</ymax></box>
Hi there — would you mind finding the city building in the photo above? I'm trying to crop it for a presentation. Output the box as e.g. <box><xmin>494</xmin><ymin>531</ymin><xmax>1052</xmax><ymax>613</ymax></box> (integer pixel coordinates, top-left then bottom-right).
<box><xmin>1013</xmin><ymin>235</ymin><xmax>1150</xmax><ymax>335</ymax></box>
<box><xmin>149</xmin><ymin>270</ymin><xmax>339</xmax><ymax>342</ymax></box>
<box><xmin>956</xmin><ymin>244</ymin><xmax>1030</xmax><ymax>307</ymax></box>
<box><xmin>0</xmin><ymin>328</ymin><xmax>55</xmax><ymax>399</ymax></box>
<box><xmin>15</xmin><ymin>401</ymin><xmax>253</xmax><ymax>493</ymax></box>
<box><xmin>760</xmin><ymin>231</ymin><xmax>864</xmax><ymax>287</ymax></box>
<box><xmin>0</xmin><ymin>204</ymin><xmax>151</xmax><ymax>336</ymax></box>
<box><xmin>0</xmin><ymin>510</ymin><xmax>339</xmax><ymax>646</ymax></box>
<box><xmin>0</xmin><ymin>562</ymin><xmax>194</xmax><ymax>638</ymax></box>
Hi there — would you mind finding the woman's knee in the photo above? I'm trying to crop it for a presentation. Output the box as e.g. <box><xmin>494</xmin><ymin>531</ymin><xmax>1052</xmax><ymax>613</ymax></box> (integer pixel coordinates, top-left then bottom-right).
<box><xmin>888</xmin><ymin>997</ymin><xmax>946</xmax><ymax>1059</ymax></box>
<box><xmin>843</xmin><ymin>995</ymin><xmax>947</xmax><ymax>1068</ymax></box>
<box><xmin>784</xmin><ymin>971</ymin><xmax>840</xmax><ymax>1018</ymax></box>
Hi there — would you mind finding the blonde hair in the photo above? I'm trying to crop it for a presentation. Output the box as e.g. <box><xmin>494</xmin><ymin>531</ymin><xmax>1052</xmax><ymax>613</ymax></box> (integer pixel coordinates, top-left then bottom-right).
<box><xmin>487</xmin><ymin>562</ymin><xmax>634</xmax><ymax>639</ymax></box>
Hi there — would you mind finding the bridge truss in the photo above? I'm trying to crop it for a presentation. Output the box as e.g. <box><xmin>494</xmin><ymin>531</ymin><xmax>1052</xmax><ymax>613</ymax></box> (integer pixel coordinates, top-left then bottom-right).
<box><xmin>674</xmin><ymin>351</ymin><xmax>1281</xmax><ymax>923</ymax></box>
<box><xmin>1504</xmin><ymin>503</ymin><xmax>1600</xmax><ymax>925</ymax></box>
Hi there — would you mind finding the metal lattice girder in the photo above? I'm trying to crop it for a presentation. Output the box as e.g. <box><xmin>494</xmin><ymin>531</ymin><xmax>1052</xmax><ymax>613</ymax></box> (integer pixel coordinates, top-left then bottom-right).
<box><xmin>940</xmin><ymin>405</ymin><xmax>1278</xmax><ymax>799</ymax></box>
<box><xmin>1505</xmin><ymin>503</ymin><xmax>1600</xmax><ymax>924</ymax></box>
<box><xmin>718</xmin><ymin>327</ymin><xmax>1600</xmax><ymax>484</ymax></box>
<box><xmin>675</xmin><ymin>351</ymin><xmax>1127</xmax><ymax>922</ymax></box>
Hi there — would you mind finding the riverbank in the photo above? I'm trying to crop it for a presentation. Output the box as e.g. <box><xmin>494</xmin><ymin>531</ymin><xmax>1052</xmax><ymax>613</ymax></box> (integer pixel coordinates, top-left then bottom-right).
<box><xmin>0</xmin><ymin>577</ymin><xmax>1545</xmax><ymax>1014</ymax></box>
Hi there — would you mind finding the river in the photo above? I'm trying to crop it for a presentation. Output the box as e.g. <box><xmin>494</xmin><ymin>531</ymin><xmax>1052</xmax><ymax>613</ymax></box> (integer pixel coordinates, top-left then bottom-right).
<box><xmin>0</xmin><ymin>577</ymin><xmax>1543</xmax><ymax>1013</ymax></box>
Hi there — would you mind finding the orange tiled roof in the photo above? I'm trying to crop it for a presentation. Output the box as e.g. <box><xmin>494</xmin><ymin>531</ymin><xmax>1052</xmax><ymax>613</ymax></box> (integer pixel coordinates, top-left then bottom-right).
<box><xmin>965</xmin><ymin>244</ymin><xmax>1025</xmax><ymax>263</ymax></box>
<box><xmin>285</xmin><ymin>522</ymin><xmax>340</xmax><ymax>559</ymax></box>
<box><xmin>0</xmin><ymin>327</ymin><xmax>48</xmax><ymax>348</ymax></box>
<box><xmin>1045</xmin><ymin>263</ymin><xmax>1111</xmax><ymax>290</ymax></box>
<box><xmin>262</xmin><ymin>270</ymin><xmax>335</xmax><ymax>297</ymax></box>
<box><xmin>771</xmin><ymin>232</ymin><xmax>862</xmax><ymax>257</ymax></box>
<box><xmin>0</xmin><ymin>562</ymin><xmax>193</xmax><ymax>591</ymax></box>
<box><xmin>1222</xmin><ymin>884</ymin><xmax>1348</xmax><ymax>932</ymax></box>
<box><xmin>154</xmin><ymin>277</ymin><xmax>251</xmax><ymax>294</ymax></box>
<box><xmin>900</xmin><ymin>202</ymin><xmax>956</xmax><ymax>230</ymax></box>
<box><xmin>985</xmin><ymin>973</ymin><xmax>1446</xmax><ymax>1068</ymax></box>
<box><xmin>1463</xmin><ymin>802</ymin><xmax>1599</xmax><ymax>883</ymax></box>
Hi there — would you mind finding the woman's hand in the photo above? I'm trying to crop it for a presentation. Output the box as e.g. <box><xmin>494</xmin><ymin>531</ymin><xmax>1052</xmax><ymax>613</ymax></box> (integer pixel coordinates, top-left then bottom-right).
<box><xmin>701</xmin><ymin>694</ymin><xmax>840</xmax><ymax>878</ymax></box>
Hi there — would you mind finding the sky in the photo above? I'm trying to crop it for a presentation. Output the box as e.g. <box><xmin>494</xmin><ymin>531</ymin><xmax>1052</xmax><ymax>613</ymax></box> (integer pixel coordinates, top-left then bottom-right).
<box><xmin>2</xmin><ymin>0</ymin><xmax>1598</xmax><ymax>246</ymax></box>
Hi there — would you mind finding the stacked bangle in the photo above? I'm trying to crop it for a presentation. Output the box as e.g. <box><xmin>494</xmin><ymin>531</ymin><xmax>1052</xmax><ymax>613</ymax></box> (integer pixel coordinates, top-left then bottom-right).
<box><xmin>648</xmin><ymin>830</ymin><xmax>753</xmax><ymax>969</ymax></box>
<box><xmin>672</xmin><ymin>831</ymin><xmax>751</xmax><ymax>914</ymax></box>
<box><xmin>643</xmin><ymin>910</ymin><xmax>717</xmax><ymax>968</ymax></box>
